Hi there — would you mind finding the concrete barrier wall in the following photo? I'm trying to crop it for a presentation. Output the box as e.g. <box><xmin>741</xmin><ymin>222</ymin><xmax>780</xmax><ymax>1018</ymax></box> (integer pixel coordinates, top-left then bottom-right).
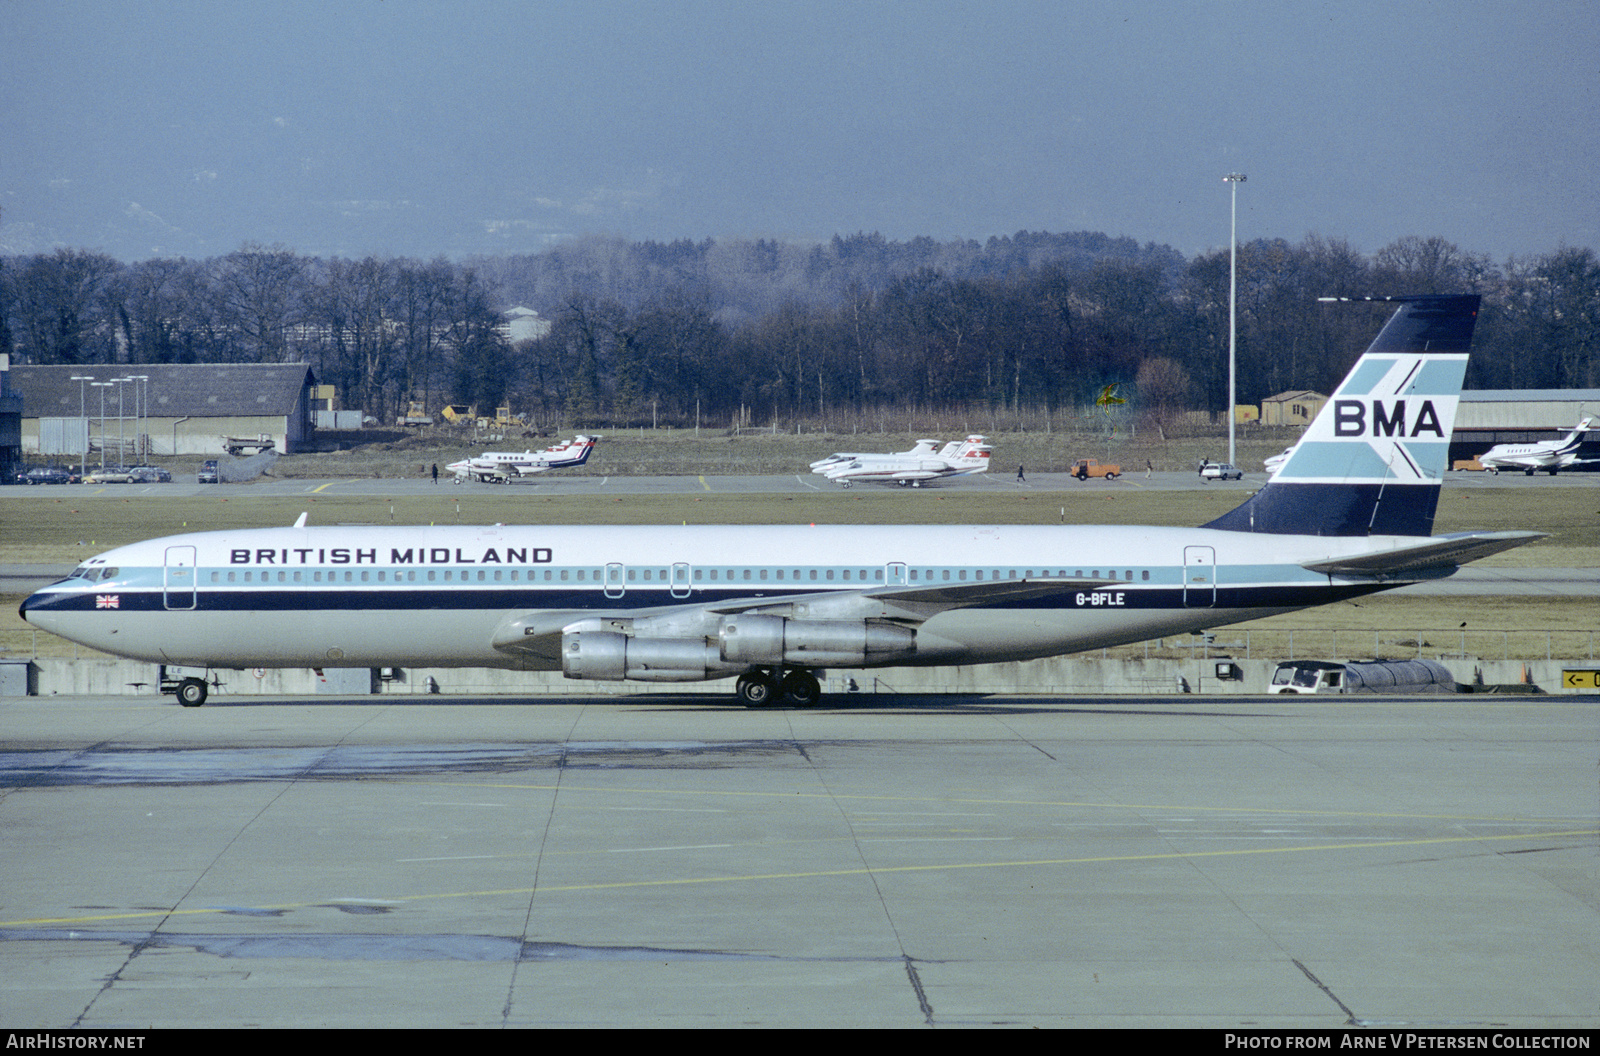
<box><xmin>6</xmin><ymin>657</ymin><xmax>1580</xmax><ymax>699</ymax></box>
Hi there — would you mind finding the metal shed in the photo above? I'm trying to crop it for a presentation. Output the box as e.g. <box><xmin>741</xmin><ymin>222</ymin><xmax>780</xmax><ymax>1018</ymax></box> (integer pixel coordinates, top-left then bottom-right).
<box><xmin>11</xmin><ymin>363</ymin><xmax>318</xmax><ymax>457</ymax></box>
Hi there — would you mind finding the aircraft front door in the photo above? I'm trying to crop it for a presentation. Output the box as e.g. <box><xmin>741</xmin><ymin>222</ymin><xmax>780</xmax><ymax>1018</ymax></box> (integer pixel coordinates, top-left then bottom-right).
<box><xmin>163</xmin><ymin>545</ymin><xmax>197</xmax><ymax>610</ymax></box>
<box><xmin>1183</xmin><ymin>546</ymin><xmax>1216</xmax><ymax>607</ymax></box>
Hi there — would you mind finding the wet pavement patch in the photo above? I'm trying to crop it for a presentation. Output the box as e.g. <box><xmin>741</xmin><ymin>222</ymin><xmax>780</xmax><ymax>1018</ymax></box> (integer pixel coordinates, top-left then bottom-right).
<box><xmin>0</xmin><ymin>740</ymin><xmax>816</xmax><ymax>786</ymax></box>
<box><xmin>0</xmin><ymin>928</ymin><xmax>806</xmax><ymax>964</ymax></box>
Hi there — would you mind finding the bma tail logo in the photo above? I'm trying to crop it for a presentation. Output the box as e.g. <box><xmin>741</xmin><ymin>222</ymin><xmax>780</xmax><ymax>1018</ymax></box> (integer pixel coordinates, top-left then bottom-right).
<box><xmin>1333</xmin><ymin>399</ymin><xmax>1445</xmax><ymax>439</ymax></box>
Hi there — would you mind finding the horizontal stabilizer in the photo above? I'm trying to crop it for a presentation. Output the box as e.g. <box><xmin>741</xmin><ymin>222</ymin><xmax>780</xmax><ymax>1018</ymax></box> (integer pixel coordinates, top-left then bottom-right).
<box><xmin>1301</xmin><ymin>531</ymin><xmax>1546</xmax><ymax>576</ymax></box>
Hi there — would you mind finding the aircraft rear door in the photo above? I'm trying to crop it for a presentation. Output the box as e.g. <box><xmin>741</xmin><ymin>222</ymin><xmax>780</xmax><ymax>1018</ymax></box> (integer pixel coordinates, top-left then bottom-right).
<box><xmin>163</xmin><ymin>545</ymin><xmax>197</xmax><ymax>610</ymax></box>
<box><xmin>1183</xmin><ymin>546</ymin><xmax>1216</xmax><ymax>607</ymax></box>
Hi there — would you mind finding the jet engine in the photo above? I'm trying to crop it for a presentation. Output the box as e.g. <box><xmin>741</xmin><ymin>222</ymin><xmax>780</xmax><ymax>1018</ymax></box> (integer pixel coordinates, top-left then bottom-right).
<box><xmin>562</xmin><ymin>630</ymin><xmax>743</xmax><ymax>682</ymax></box>
<box><xmin>718</xmin><ymin>614</ymin><xmax>915</xmax><ymax>667</ymax></box>
<box><xmin>559</xmin><ymin>615</ymin><xmax>917</xmax><ymax>682</ymax></box>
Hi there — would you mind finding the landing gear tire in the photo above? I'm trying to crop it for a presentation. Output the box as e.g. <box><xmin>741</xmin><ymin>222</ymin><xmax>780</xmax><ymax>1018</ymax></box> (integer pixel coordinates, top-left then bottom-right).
<box><xmin>177</xmin><ymin>678</ymin><xmax>208</xmax><ymax>708</ymax></box>
<box><xmin>778</xmin><ymin>669</ymin><xmax>821</xmax><ymax>708</ymax></box>
<box><xmin>736</xmin><ymin>670</ymin><xmax>778</xmax><ymax>708</ymax></box>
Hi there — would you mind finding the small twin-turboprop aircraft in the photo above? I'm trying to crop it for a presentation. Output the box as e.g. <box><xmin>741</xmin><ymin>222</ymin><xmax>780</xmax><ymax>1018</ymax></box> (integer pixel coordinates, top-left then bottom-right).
<box><xmin>809</xmin><ymin>435</ymin><xmax>992</xmax><ymax>487</ymax></box>
<box><xmin>1477</xmin><ymin>418</ymin><xmax>1593</xmax><ymax>475</ymax></box>
<box><xmin>446</xmin><ymin>435</ymin><xmax>599</xmax><ymax>483</ymax></box>
<box><xmin>21</xmin><ymin>295</ymin><xmax>1543</xmax><ymax>709</ymax></box>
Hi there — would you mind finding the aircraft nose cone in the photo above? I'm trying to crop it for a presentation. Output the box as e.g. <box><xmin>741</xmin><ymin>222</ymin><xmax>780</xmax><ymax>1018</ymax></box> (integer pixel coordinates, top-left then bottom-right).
<box><xmin>18</xmin><ymin>589</ymin><xmax>50</xmax><ymax>626</ymax></box>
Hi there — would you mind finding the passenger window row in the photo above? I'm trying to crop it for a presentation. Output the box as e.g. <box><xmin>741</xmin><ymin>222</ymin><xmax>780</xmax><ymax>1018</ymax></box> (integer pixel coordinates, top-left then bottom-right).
<box><xmin>199</xmin><ymin>565</ymin><xmax>1157</xmax><ymax>585</ymax></box>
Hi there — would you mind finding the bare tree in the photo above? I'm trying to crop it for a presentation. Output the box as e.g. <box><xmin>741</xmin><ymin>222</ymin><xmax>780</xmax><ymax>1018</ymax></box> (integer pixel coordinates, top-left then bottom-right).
<box><xmin>1135</xmin><ymin>356</ymin><xmax>1194</xmax><ymax>441</ymax></box>
<box><xmin>212</xmin><ymin>243</ymin><xmax>306</xmax><ymax>362</ymax></box>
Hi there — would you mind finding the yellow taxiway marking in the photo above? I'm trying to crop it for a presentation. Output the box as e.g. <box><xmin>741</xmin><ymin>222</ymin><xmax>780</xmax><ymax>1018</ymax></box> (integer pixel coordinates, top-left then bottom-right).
<box><xmin>309</xmin><ymin>481</ymin><xmax>336</xmax><ymax>493</ymax></box>
<box><xmin>3</xmin><ymin>827</ymin><xmax>1591</xmax><ymax>929</ymax></box>
<box><xmin>698</xmin><ymin>475</ymin><xmax>711</xmax><ymax>491</ymax></box>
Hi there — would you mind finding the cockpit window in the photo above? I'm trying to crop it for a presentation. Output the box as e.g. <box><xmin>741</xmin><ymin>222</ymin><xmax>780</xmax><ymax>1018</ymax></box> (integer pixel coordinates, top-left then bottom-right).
<box><xmin>98</xmin><ymin>567</ymin><xmax>119</xmax><ymax>580</ymax></box>
<box><xmin>70</xmin><ymin>566</ymin><xmax>90</xmax><ymax>580</ymax></box>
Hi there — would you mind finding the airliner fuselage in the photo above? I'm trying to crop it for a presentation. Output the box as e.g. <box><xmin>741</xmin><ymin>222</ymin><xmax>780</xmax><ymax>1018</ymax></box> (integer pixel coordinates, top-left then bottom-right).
<box><xmin>21</xmin><ymin>521</ymin><xmax>1426</xmax><ymax>672</ymax></box>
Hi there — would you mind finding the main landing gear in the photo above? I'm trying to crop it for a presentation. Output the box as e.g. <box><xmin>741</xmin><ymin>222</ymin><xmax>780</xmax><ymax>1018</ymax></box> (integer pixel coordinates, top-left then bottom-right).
<box><xmin>735</xmin><ymin>668</ymin><xmax>822</xmax><ymax>709</ymax></box>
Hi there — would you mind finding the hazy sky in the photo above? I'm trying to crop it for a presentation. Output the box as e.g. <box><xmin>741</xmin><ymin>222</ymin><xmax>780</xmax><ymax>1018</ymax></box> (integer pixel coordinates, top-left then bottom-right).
<box><xmin>3</xmin><ymin>0</ymin><xmax>1596</xmax><ymax>262</ymax></box>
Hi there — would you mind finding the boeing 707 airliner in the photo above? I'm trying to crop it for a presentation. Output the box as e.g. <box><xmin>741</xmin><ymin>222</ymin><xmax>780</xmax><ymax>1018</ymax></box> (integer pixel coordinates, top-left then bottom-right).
<box><xmin>20</xmin><ymin>296</ymin><xmax>1540</xmax><ymax>708</ymax></box>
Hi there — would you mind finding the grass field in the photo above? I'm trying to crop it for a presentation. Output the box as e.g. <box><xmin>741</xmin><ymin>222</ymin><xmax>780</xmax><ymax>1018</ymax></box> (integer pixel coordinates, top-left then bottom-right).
<box><xmin>39</xmin><ymin>421</ymin><xmax>1305</xmax><ymax>483</ymax></box>
<box><xmin>4</xmin><ymin>480</ymin><xmax>1595</xmax><ymax>662</ymax></box>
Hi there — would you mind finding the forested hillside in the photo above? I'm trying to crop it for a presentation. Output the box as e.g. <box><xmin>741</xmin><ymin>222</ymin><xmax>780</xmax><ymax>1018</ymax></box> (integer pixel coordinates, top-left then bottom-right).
<box><xmin>3</xmin><ymin>231</ymin><xmax>1594</xmax><ymax>431</ymax></box>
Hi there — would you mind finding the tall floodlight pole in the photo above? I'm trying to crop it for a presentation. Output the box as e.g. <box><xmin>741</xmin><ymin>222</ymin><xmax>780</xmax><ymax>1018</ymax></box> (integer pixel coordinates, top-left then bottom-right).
<box><xmin>116</xmin><ymin>379</ymin><xmax>129</xmax><ymax>467</ymax></box>
<box><xmin>1222</xmin><ymin>173</ymin><xmax>1247</xmax><ymax>467</ymax></box>
<box><xmin>128</xmin><ymin>375</ymin><xmax>148</xmax><ymax>458</ymax></box>
<box><xmin>91</xmin><ymin>382</ymin><xmax>113</xmax><ymax>470</ymax></box>
<box><xmin>71</xmin><ymin>375</ymin><xmax>94</xmax><ymax>475</ymax></box>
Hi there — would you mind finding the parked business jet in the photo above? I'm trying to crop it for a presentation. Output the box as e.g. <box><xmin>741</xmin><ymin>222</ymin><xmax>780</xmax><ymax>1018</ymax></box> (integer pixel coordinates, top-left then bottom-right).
<box><xmin>447</xmin><ymin>435</ymin><xmax>599</xmax><ymax>483</ymax></box>
<box><xmin>811</xmin><ymin>435</ymin><xmax>992</xmax><ymax>487</ymax></box>
<box><xmin>809</xmin><ymin>438</ymin><xmax>942</xmax><ymax>474</ymax></box>
<box><xmin>1476</xmin><ymin>418</ymin><xmax>1593</xmax><ymax>475</ymax></box>
<box><xmin>21</xmin><ymin>296</ymin><xmax>1541</xmax><ymax>709</ymax></box>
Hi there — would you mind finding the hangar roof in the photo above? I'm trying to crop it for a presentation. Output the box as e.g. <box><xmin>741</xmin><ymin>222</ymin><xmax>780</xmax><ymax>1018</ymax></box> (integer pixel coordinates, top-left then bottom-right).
<box><xmin>10</xmin><ymin>364</ymin><xmax>318</xmax><ymax>419</ymax></box>
<box><xmin>1461</xmin><ymin>389</ymin><xmax>1600</xmax><ymax>403</ymax></box>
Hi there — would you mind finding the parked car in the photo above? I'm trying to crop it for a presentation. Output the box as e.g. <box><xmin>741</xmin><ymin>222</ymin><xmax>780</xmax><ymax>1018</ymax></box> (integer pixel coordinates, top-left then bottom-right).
<box><xmin>83</xmin><ymin>466</ymin><xmax>136</xmax><ymax>484</ymax></box>
<box><xmin>128</xmin><ymin>465</ymin><xmax>172</xmax><ymax>483</ymax></box>
<box><xmin>1199</xmin><ymin>462</ymin><xmax>1243</xmax><ymax>481</ymax></box>
<box><xmin>197</xmin><ymin>460</ymin><xmax>220</xmax><ymax>484</ymax></box>
<box><xmin>17</xmin><ymin>467</ymin><xmax>73</xmax><ymax>485</ymax></box>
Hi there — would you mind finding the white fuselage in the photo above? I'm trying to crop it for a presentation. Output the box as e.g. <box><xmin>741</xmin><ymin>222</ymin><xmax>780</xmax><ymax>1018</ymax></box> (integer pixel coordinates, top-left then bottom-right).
<box><xmin>22</xmin><ymin>522</ymin><xmax>1417</xmax><ymax>676</ymax></box>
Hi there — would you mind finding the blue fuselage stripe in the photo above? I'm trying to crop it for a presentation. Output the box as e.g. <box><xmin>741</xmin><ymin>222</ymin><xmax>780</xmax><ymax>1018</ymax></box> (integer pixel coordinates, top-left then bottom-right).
<box><xmin>25</xmin><ymin>581</ymin><xmax>1388</xmax><ymax>615</ymax></box>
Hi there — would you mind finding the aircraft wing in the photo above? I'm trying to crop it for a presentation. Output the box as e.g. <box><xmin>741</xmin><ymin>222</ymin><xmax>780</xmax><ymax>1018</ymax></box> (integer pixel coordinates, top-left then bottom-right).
<box><xmin>489</xmin><ymin>576</ymin><xmax>1118</xmax><ymax>661</ymax></box>
<box><xmin>1301</xmin><ymin>531</ymin><xmax>1545</xmax><ymax>576</ymax></box>
<box><xmin>861</xmin><ymin>576</ymin><xmax>1116</xmax><ymax>607</ymax></box>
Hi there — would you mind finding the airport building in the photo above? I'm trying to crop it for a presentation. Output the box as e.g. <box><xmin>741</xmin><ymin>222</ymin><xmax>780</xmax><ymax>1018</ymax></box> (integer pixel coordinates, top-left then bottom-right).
<box><xmin>10</xmin><ymin>363</ymin><xmax>318</xmax><ymax>460</ymax></box>
<box><xmin>1259</xmin><ymin>389</ymin><xmax>1328</xmax><ymax>427</ymax></box>
<box><xmin>0</xmin><ymin>355</ymin><xmax>22</xmax><ymax>481</ymax></box>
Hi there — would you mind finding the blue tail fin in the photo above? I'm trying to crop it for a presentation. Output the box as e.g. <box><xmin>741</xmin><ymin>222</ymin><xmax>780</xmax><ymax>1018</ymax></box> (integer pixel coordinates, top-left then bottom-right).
<box><xmin>1205</xmin><ymin>295</ymin><xmax>1479</xmax><ymax>537</ymax></box>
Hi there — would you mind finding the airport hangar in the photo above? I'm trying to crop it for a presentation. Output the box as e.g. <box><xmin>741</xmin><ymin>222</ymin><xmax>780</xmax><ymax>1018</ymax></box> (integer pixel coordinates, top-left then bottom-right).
<box><xmin>8</xmin><ymin>362</ymin><xmax>318</xmax><ymax>459</ymax></box>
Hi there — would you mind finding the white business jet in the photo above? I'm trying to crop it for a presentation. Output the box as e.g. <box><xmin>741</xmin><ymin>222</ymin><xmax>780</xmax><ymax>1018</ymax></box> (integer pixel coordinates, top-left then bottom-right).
<box><xmin>811</xmin><ymin>435</ymin><xmax>992</xmax><ymax>487</ymax></box>
<box><xmin>1476</xmin><ymin>418</ymin><xmax>1592</xmax><ymax>476</ymax></box>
